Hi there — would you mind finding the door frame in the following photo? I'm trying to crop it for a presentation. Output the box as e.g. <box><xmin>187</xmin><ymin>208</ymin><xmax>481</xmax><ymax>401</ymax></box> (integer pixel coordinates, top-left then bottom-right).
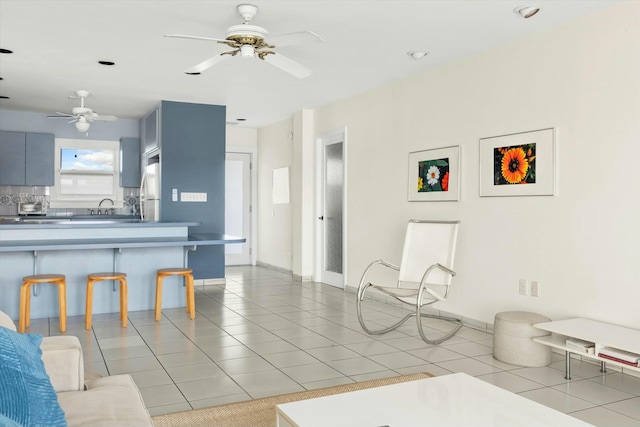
<box><xmin>314</xmin><ymin>127</ymin><xmax>347</xmax><ymax>288</ymax></box>
<box><xmin>226</xmin><ymin>146</ymin><xmax>257</xmax><ymax>265</ymax></box>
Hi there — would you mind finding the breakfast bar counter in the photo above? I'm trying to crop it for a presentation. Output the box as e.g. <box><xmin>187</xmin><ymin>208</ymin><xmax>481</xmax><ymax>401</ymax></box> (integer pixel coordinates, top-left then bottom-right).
<box><xmin>0</xmin><ymin>220</ymin><xmax>245</xmax><ymax>322</ymax></box>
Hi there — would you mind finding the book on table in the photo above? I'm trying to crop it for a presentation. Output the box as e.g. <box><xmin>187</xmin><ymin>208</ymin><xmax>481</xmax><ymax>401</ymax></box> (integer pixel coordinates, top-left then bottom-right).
<box><xmin>597</xmin><ymin>347</ymin><xmax>640</xmax><ymax>367</ymax></box>
<box><xmin>565</xmin><ymin>338</ymin><xmax>595</xmax><ymax>354</ymax></box>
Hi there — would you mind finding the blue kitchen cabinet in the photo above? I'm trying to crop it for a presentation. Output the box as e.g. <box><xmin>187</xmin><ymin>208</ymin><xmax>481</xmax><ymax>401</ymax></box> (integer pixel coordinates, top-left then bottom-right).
<box><xmin>25</xmin><ymin>133</ymin><xmax>54</xmax><ymax>185</ymax></box>
<box><xmin>0</xmin><ymin>131</ymin><xmax>54</xmax><ymax>185</ymax></box>
<box><xmin>119</xmin><ymin>137</ymin><xmax>141</xmax><ymax>187</ymax></box>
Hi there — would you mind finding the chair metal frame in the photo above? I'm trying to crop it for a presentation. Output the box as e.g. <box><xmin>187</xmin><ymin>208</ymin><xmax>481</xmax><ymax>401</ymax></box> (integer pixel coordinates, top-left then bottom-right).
<box><xmin>356</xmin><ymin>220</ymin><xmax>462</xmax><ymax>345</ymax></box>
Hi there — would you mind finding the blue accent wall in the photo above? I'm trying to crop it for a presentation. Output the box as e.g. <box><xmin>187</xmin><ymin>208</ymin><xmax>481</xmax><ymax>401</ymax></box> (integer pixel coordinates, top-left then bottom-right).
<box><xmin>0</xmin><ymin>110</ymin><xmax>139</xmax><ymax>139</ymax></box>
<box><xmin>159</xmin><ymin>101</ymin><xmax>226</xmax><ymax>279</ymax></box>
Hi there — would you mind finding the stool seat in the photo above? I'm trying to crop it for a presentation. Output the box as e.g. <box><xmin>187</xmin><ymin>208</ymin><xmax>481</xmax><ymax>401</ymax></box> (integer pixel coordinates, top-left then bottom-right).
<box><xmin>157</xmin><ymin>268</ymin><xmax>192</xmax><ymax>275</ymax></box>
<box><xmin>155</xmin><ymin>268</ymin><xmax>195</xmax><ymax>321</ymax></box>
<box><xmin>88</xmin><ymin>272</ymin><xmax>127</xmax><ymax>280</ymax></box>
<box><xmin>20</xmin><ymin>274</ymin><xmax>67</xmax><ymax>333</ymax></box>
<box><xmin>85</xmin><ymin>272</ymin><xmax>128</xmax><ymax>330</ymax></box>
<box><xmin>23</xmin><ymin>274</ymin><xmax>66</xmax><ymax>283</ymax></box>
<box><xmin>493</xmin><ymin>311</ymin><xmax>551</xmax><ymax>367</ymax></box>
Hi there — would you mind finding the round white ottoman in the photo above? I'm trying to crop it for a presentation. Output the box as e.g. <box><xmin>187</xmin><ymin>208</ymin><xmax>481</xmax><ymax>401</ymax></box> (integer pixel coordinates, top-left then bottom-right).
<box><xmin>493</xmin><ymin>311</ymin><xmax>551</xmax><ymax>367</ymax></box>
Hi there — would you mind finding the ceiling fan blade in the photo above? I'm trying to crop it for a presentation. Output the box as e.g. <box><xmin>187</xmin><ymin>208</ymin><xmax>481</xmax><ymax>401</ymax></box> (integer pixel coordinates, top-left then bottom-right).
<box><xmin>268</xmin><ymin>31</ymin><xmax>323</xmax><ymax>47</ymax></box>
<box><xmin>263</xmin><ymin>52</ymin><xmax>312</xmax><ymax>79</ymax></box>
<box><xmin>67</xmin><ymin>118</ymin><xmax>79</xmax><ymax>123</ymax></box>
<box><xmin>185</xmin><ymin>53</ymin><xmax>232</xmax><ymax>74</ymax></box>
<box><xmin>94</xmin><ymin>115</ymin><xmax>118</xmax><ymax>121</ymax></box>
<box><xmin>48</xmin><ymin>112</ymin><xmax>74</xmax><ymax>118</ymax></box>
<box><xmin>165</xmin><ymin>34</ymin><xmax>228</xmax><ymax>43</ymax></box>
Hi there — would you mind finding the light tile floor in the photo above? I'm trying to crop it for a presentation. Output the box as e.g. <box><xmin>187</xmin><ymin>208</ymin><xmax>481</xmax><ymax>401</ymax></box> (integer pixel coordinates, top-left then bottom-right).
<box><xmin>33</xmin><ymin>266</ymin><xmax>640</xmax><ymax>426</ymax></box>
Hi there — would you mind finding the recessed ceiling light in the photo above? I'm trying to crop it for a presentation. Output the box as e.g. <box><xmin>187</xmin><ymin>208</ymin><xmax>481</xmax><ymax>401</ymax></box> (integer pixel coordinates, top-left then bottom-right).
<box><xmin>0</xmin><ymin>96</ymin><xmax>10</xmax><ymax>99</ymax></box>
<box><xmin>185</xmin><ymin>72</ymin><xmax>201</xmax><ymax>75</ymax></box>
<box><xmin>236</xmin><ymin>118</ymin><xmax>247</xmax><ymax>121</ymax></box>
<box><xmin>407</xmin><ymin>51</ymin><xmax>429</xmax><ymax>60</ymax></box>
<box><xmin>514</xmin><ymin>5</ymin><xmax>540</xmax><ymax>19</ymax></box>
<box><xmin>0</xmin><ymin>48</ymin><xmax>13</xmax><ymax>54</ymax></box>
<box><xmin>98</xmin><ymin>60</ymin><xmax>115</xmax><ymax>66</ymax></box>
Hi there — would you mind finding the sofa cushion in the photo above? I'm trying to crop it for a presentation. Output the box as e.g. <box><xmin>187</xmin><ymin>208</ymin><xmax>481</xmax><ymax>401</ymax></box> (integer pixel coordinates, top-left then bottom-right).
<box><xmin>0</xmin><ymin>326</ymin><xmax>67</xmax><ymax>427</ymax></box>
<box><xmin>0</xmin><ymin>311</ymin><xmax>16</xmax><ymax>332</ymax></box>
<box><xmin>56</xmin><ymin>374</ymin><xmax>153</xmax><ymax>427</ymax></box>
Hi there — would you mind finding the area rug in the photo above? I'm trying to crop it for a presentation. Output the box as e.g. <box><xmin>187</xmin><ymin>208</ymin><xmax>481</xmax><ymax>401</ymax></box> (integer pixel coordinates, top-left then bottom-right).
<box><xmin>152</xmin><ymin>371</ymin><xmax>433</xmax><ymax>427</ymax></box>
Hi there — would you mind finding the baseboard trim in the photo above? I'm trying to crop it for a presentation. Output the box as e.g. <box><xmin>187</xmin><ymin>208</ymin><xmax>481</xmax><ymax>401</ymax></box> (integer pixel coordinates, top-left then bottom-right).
<box><xmin>194</xmin><ymin>278</ymin><xmax>226</xmax><ymax>290</ymax></box>
<box><xmin>256</xmin><ymin>261</ymin><xmax>313</xmax><ymax>282</ymax></box>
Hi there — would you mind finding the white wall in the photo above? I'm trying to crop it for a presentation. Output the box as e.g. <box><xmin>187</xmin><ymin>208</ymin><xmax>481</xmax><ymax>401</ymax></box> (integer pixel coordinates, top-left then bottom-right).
<box><xmin>226</xmin><ymin>126</ymin><xmax>257</xmax><ymax>149</ymax></box>
<box><xmin>309</xmin><ymin>3</ymin><xmax>640</xmax><ymax>328</ymax></box>
<box><xmin>257</xmin><ymin>3</ymin><xmax>640</xmax><ymax>328</ymax></box>
<box><xmin>257</xmin><ymin>118</ymin><xmax>294</xmax><ymax>270</ymax></box>
<box><xmin>291</xmin><ymin>110</ymin><xmax>315</xmax><ymax>279</ymax></box>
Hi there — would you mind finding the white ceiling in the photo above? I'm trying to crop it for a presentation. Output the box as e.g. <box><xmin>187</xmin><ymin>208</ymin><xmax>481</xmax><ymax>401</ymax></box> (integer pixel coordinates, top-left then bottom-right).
<box><xmin>0</xmin><ymin>0</ymin><xmax>619</xmax><ymax>128</ymax></box>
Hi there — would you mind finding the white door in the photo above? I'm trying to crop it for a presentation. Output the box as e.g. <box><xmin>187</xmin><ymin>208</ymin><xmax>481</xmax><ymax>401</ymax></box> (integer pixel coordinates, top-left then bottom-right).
<box><xmin>316</xmin><ymin>130</ymin><xmax>346</xmax><ymax>288</ymax></box>
<box><xmin>225</xmin><ymin>152</ymin><xmax>252</xmax><ymax>265</ymax></box>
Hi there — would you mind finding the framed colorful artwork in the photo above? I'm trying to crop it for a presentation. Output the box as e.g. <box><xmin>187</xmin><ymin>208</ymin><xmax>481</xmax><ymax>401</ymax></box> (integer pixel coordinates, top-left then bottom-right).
<box><xmin>408</xmin><ymin>145</ymin><xmax>460</xmax><ymax>201</ymax></box>
<box><xmin>479</xmin><ymin>128</ymin><xmax>556</xmax><ymax>197</ymax></box>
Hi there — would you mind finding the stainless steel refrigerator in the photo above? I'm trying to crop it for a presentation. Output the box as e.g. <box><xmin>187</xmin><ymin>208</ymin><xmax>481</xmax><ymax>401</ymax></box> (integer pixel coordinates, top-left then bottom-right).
<box><xmin>140</xmin><ymin>162</ymin><xmax>160</xmax><ymax>221</ymax></box>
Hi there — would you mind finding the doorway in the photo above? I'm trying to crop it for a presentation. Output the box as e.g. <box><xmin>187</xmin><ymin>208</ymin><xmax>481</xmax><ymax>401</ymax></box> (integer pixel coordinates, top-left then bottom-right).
<box><xmin>315</xmin><ymin>129</ymin><xmax>346</xmax><ymax>288</ymax></box>
<box><xmin>225</xmin><ymin>152</ymin><xmax>253</xmax><ymax>265</ymax></box>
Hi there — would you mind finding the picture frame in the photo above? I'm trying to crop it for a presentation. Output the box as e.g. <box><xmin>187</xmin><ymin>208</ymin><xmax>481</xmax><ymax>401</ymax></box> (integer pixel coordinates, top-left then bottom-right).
<box><xmin>408</xmin><ymin>145</ymin><xmax>460</xmax><ymax>202</ymax></box>
<box><xmin>479</xmin><ymin>128</ymin><xmax>556</xmax><ymax>197</ymax></box>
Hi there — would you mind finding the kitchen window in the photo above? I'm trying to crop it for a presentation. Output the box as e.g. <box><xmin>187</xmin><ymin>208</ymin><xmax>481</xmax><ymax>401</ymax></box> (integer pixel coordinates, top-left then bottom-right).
<box><xmin>49</xmin><ymin>138</ymin><xmax>123</xmax><ymax>208</ymax></box>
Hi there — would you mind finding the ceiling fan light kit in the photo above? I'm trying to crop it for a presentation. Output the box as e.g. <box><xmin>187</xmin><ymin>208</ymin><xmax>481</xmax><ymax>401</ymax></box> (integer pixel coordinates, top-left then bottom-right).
<box><xmin>165</xmin><ymin>3</ymin><xmax>322</xmax><ymax>78</ymax></box>
<box><xmin>75</xmin><ymin>117</ymin><xmax>90</xmax><ymax>132</ymax></box>
<box><xmin>47</xmin><ymin>90</ymin><xmax>118</xmax><ymax>133</ymax></box>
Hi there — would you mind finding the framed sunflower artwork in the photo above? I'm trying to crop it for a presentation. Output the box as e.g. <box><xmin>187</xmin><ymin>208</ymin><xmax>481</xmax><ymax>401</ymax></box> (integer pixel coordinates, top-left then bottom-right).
<box><xmin>479</xmin><ymin>128</ymin><xmax>556</xmax><ymax>197</ymax></box>
<box><xmin>408</xmin><ymin>145</ymin><xmax>460</xmax><ymax>201</ymax></box>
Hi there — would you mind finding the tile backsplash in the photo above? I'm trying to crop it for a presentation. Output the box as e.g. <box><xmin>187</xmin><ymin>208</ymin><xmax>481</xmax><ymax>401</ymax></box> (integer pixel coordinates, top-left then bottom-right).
<box><xmin>0</xmin><ymin>185</ymin><xmax>139</xmax><ymax>217</ymax></box>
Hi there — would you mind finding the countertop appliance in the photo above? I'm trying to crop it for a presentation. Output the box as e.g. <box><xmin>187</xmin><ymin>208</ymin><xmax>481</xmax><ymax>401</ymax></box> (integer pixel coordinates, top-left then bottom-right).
<box><xmin>18</xmin><ymin>202</ymin><xmax>45</xmax><ymax>216</ymax></box>
<box><xmin>140</xmin><ymin>162</ymin><xmax>160</xmax><ymax>221</ymax></box>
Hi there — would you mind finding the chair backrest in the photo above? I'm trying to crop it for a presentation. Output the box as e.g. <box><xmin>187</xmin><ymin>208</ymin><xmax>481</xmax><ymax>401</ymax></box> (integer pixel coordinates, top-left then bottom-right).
<box><xmin>397</xmin><ymin>220</ymin><xmax>459</xmax><ymax>289</ymax></box>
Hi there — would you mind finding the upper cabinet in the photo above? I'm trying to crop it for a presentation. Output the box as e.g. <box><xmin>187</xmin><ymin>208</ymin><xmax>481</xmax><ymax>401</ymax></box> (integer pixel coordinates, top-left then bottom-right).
<box><xmin>0</xmin><ymin>131</ymin><xmax>54</xmax><ymax>185</ymax></box>
<box><xmin>119</xmin><ymin>137</ymin><xmax>141</xmax><ymax>187</ymax></box>
<box><xmin>141</xmin><ymin>107</ymin><xmax>159</xmax><ymax>154</ymax></box>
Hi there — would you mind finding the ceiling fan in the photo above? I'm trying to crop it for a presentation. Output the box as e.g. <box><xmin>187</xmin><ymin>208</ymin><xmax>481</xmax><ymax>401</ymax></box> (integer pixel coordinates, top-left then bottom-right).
<box><xmin>165</xmin><ymin>4</ymin><xmax>322</xmax><ymax>79</ymax></box>
<box><xmin>48</xmin><ymin>90</ymin><xmax>118</xmax><ymax>132</ymax></box>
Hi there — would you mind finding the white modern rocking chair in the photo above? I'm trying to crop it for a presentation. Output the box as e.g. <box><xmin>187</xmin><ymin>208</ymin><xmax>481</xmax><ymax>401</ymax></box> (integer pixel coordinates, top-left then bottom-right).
<box><xmin>356</xmin><ymin>220</ymin><xmax>461</xmax><ymax>345</ymax></box>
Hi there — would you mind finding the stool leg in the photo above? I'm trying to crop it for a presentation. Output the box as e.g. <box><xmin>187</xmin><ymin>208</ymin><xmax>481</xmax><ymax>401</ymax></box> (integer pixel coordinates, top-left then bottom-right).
<box><xmin>19</xmin><ymin>282</ymin><xmax>29</xmax><ymax>333</ymax></box>
<box><xmin>186</xmin><ymin>273</ymin><xmax>195</xmax><ymax>320</ymax></box>
<box><xmin>155</xmin><ymin>274</ymin><xmax>163</xmax><ymax>322</ymax></box>
<box><xmin>85</xmin><ymin>279</ymin><xmax>94</xmax><ymax>330</ymax></box>
<box><xmin>25</xmin><ymin>282</ymin><xmax>32</xmax><ymax>329</ymax></box>
<box><xmin>184</xmin><ymin>274</ymin><xmax>191</xmax><ymax>314</ymax></box>
<box><xmin>120</xmin><ymin>278</ymin><xmax>128</xmax><ymax>328</ymax></box>
<box><xmin>58</xmin><ymin>280</ymin><xmax>67</xmax><ymax>333</ymax></box>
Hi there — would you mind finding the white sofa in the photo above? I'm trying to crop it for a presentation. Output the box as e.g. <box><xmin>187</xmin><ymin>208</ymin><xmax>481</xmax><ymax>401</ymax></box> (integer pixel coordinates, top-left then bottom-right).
<box><xmin>0</xmin><ymin>310</ymin><xmax>153</xmax><ymax>427</ymax></box>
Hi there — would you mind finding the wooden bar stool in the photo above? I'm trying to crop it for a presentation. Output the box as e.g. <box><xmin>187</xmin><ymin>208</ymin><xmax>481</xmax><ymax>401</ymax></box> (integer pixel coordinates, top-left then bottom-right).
<box><xmin>85</xmin><ymin>272</ymin><xmax>128</xmax><ymax>330</ymax></box>
<box><xmin>155</xmin><ymin>268</ymin><xmax>195</xmax><ymax>321</ymax></box>
<box><xmin>19</xmin><ymin>274</ymin><xmax>67</xmax><ymax>333</ymax></box>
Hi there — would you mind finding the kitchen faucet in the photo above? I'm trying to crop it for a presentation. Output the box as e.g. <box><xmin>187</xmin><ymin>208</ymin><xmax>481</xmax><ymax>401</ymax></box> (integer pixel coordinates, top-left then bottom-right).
<box><xmin>97</xmin><ymin>198</ymin><xmax>115</xmax><ymax>215</ymax></box>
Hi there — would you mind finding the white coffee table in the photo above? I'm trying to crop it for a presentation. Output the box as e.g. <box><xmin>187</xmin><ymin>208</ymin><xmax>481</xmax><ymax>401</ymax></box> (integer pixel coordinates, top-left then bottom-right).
<box><xmin>276</xmin><ymin>373</ymin><xmax>593</xmax><ymax>427</ymax></box>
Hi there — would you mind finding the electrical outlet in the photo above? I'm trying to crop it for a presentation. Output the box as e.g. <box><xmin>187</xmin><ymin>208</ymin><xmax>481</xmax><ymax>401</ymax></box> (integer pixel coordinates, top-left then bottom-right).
<box><xmin>531</xmin><ymin>280</ymin><xmax>539</xmax><ymax>297</ymax></box>
<box><xmin>519</xmin><ymin>279</ymin><xmax>528</xmax><ymax>296</ymax></box>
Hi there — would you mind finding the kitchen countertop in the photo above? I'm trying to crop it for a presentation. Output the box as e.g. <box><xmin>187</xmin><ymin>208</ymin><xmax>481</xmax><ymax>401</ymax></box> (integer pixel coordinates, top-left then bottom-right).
<box><xmin>0</xmin><ymin>232</ymin><xmax>245</xmax><ymax>252</ymax></box>
<box><xmin>0</xmin><ymin>219</ymin><xmax>200</xmax><ymax>229</ymax></box>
